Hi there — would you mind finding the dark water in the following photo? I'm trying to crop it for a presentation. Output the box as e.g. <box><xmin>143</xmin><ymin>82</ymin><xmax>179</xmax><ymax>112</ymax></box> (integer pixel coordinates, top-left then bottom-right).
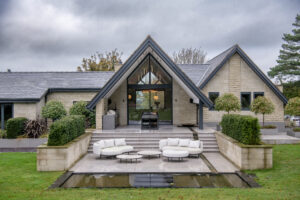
<box><xmin>60</xmin><ymin>173</ymin><xmax>251</xmax><ymax>188</ymax></box>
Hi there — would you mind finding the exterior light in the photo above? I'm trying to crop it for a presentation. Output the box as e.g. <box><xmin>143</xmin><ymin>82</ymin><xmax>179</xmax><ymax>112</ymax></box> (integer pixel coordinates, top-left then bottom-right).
<box><xmin>153</xmin><ymin>95</ymin><xmax>159</xmax><ymax>101</ymax></box>
<box><xmin>128</xmin><ymin>94</ymin><xmax>132</xmax><ymax>100</ymax></box>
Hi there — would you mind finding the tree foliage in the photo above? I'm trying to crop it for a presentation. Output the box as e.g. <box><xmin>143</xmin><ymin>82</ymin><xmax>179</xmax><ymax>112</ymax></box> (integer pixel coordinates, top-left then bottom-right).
<box><xmin>268</xmin><ymin>14</ymin><xmax>300</xmax><ymax>84</ymax></box>
<box><xmin>69</xmin><ymin>101</ymin><xmax>96</xmax><ymax>128</ymax></box>
<box><xmin>173</xmin><ymin>47</ymin><xmax>206</xmax><ymax>64</ymax></box>
<box><xmin>77</xmin><ymin>49</ymin><xmax>123</xmax><ymax>71</ymax></box>
<box><xmin>42</xmin><ymin>101</ymin><xmax>67</xmax><ymax>121</ymax></box>
<box><xmin>283</xmin><ymin>80</ymin><xmax>300</xmax><ymax>99</ymax></box>
<box><xmin>285</xmin><ymin>97</ymin><xmax>300</xmax><ymax>116</ymax></box>
<box><xmin>215</xmin><ymin>93</ymin><xmax>241</xmax><ymax>114</ymax></box>
<box><xmin>251</xmin><ymin>96</ymin><xmax>275</xmax><ymax>126</ymax></box>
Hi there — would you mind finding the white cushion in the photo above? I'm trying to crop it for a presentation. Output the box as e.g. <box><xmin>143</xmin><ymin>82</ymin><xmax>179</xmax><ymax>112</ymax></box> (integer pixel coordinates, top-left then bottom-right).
<box><xmin>163</xmin><ymin>150</ymin><xmax>189</xmax><ymax>158</ymax></box>
<box><xmin>189</xmin><ymin>140</ymin><xmax>200</xmax><ymax>148</ymax></box>
<box><xmin>115</xmin><ymin>138</ymin><xmax>126</xmax><ymax>146</ymax></box>
<box><xmin>162</xmin><ymin>146</ymin><xmax>203</xmax><ymax>155</ymax></box>
<box><xmin>167</xmin><ymin>138</ymin><xmax>179</xmax><ymax>146</ymax></box>
<box><xmin>117</xmin><ymin>145</ymin><xmax>134</xmax><ymax>153</ymax></box>
<box><xmin>107</xmin><ymin>110</ymin><xmax>116</xmax><ymax>115</ymax></box>
<box><xmin>179</xmin><ymin>139</ymin><xmax>190</xmax><ymax>147</ymax></box>
<box><xmin>104</xmin><ymin>139</ymin><xmax>114</xmax><ymax>148</ymax></box>
<box><xmin>159</xmin><ymin>139</ymin><xmax>168</xmax><ymax>150</ymax></box>
<box><xmin>101</xmin><ymin>147</ymin><xmax>122</xmax><ymax>156</ymax></box>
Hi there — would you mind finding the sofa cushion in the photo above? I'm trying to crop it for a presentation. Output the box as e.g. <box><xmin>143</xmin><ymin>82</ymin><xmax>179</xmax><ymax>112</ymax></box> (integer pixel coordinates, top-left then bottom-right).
<box><xmin>159</xmin><ymin>139</ymin><xmax>168</xmax><ymax>150</ymax></box>
<box><xmin>179</xmin><ymin>139</ymin><xmax>190</xmax><ymax>147</ymax></box>
<box><xmin>101</xmin><ymin>147</ymin><xmax>122</xmax><ymax>156</ymax></box>
<box><xmin>104</xmin><ymin>139</ymin><xmax>115</xmax><ymax>148</ymax></box>
<box><xmin>167</xmin><ymin>138</ymin><xmax>179</xmax><ymax>146</ymax></box>
<box><xmin>189</xmin><ymin>140</ymin><xmax>200</xmax><ymax>148</ymax></box>
<box><xmin>162</xmin><ymin>146</ymin><xmax>202</xmax><ymax>155</ymax></box>
<box><xmin>115</xmin><ymin>138</ymin><xmax>126</xmax><ymax>146</ymax></box>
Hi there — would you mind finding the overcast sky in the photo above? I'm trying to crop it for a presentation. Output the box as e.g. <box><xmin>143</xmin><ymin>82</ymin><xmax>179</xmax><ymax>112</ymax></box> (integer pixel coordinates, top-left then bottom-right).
<box><xmin>0</xmin><ymin>0</ymin><xmax>299</xmax><ymax>73</ymax></box>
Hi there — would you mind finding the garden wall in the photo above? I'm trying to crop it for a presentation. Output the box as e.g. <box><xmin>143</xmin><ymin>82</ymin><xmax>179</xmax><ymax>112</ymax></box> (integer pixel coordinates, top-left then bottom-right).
<box><xmin>37</xmin><ymin>131</ymin><xmax>92</xmax><ymax>171</ymax></box>
<box><xmin>215</xmin><ymin>131</ymin><xmax>273</xmax><ymax>170</ymax></box>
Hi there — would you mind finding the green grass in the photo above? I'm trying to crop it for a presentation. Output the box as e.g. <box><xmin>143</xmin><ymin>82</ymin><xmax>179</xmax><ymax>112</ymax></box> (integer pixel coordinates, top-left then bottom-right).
<box><xmin>0</xmin><ymin>144</ymin><xmax>300</xmax><ymax>200</ymax></box>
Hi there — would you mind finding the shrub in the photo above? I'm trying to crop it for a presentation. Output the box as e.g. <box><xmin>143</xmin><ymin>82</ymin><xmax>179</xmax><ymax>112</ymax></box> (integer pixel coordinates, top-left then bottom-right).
<box><xmin>293</xmin><ymin>127</ymin><xmax>300</xmax><ymax>132</ymax></box>
<box><xmin>215</xmin><ymin>93</ymin><xmax>241</xmax><ymax>114</ymax></box>
<box><xmin>42</xmin><ymin>101</ymin><xmax>67</xmax><ymax>121</ymax></box>
<box><xmin>251</xmin><ymin>96</ymin><xmax>275</xmax><ymax>126</ymax></box>
<box><xmin>220</xmin><ymin>114</ymin><xmax>261</xmax><ymax>145</ymax></box>
<box><xmin>0</xmin><ymin>130</ymin><xmax>6</xmax><ymax>138</ymax></box>
<box><xmin>6</xmin><ymin>117</ymin><xmax>28</xmax><ymax>139</ymax></box>
<box><xmin>261</xmin><ymin>125</ymin><xmax>277</xmax><ymax>129</ymax></box>
<box><xmin>47</xmin><ymin>115</ymin><xmax>85</xmax><ymax>146</ymax></box>
<box><xmin>24</xmin><ymin>120</ymin><xmax>46</xmax><ymax>138</ymax></box>
<box><xmin>69</xmin><ymin>101</ymin><xmax>95</xmax><ymax>127</ymax></box>
<box><xmin>285</xmin><ymin>97</ymin><xmax>300</xmax><ymax>116</ymax></box>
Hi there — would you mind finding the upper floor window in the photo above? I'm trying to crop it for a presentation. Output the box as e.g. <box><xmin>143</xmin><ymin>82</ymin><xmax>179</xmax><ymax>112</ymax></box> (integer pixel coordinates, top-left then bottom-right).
<box><xmin>209</xmin><ymin>92</ymin><xmax>219</xmax><ymax>110</ymax></box>
<box><xmin>254</xmin><ymin>92</ymin><xmax>264</xmax><ymax>99</ymax></box>
<box><xmin>241</xmin><ymin>92</ymin><xmax>251</xmax><ymax>110</ymax></box>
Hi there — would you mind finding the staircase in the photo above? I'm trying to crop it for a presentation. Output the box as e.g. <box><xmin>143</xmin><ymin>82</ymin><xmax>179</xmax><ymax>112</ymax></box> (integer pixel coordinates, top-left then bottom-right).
<box><xmin>88</xmin><ymin>129</ymin><xmax>219</xmax><ymax>153</ymax></box>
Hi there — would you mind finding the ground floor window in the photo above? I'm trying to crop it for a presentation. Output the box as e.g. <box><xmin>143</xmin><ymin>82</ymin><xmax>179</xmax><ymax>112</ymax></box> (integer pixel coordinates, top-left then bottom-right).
<box><xmin>241</xmin><ymin>92</ymin><xmax>251</xmax><ymax>110</ymax></box>
<box><xmin>128</xmin><ymin>88</ymin><xmax>172</xmax><ymax>124</ymax></box>
<box><xmin>208</xmin><ymin>92</ymin><xmax>219</xmax><ymax>110</ymax></box>
<box><xmin>0</xmin><ymin>104</ymin><xmax>13</xmax><ymax>129</ymax></box>
<box><xmin>253</xmin><ymin>92</ymin><xmax>264</xmax><ymax>99</ymax></box>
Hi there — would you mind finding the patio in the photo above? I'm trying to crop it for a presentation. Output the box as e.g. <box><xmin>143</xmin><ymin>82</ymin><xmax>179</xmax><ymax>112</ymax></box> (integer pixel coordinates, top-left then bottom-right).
<box><xmin>70</xmin><ymin>152</ymin><xmax>238</xmax><ymax>173</ymax></box>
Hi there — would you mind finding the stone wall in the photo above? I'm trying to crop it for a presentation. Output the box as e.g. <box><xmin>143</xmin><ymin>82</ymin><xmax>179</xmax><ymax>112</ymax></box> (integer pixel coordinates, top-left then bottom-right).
<box><xmin>37</xmin><ymin>131</ymin><xmax>92</xmax><ymax>171</ymax></box>
<box><xmin>46</xmin><ymin>92</ymin><xmax>97</xmax><ymax>113</ymax></box>
<box><xmin>173</xmin><ymin>80</ymin><xmax>197</xmax><ymax>125</ymax></box>
<box><xmin>109</xmin><ymin>81</ymin><xmax>127</xmax><ymax>126</ymax></box>
<box><xmin>14</xmin><ymin>103</ymin><xmax>38</xmax><ymax>120</ymax></box>
<box><xmin>215</xmin><ymin>131</ymin><xmax>273</xmax><ymax>170</ymax></box>
<box><xmin>202</xmin><ymin>53</ymin><xmax>285</xmax><ymax>126</ymax></box>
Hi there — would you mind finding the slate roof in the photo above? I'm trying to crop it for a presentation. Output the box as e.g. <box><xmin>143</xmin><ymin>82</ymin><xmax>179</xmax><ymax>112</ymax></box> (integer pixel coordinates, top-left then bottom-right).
<box><xmin>0</xmin><ymin>72</ymin><xmax>114</xmax><ymax>101</ymax></box>
<box><xmin>178</xmin><ymin>64</ymin><xmax>210</xmax><ymax>86</ymax></box>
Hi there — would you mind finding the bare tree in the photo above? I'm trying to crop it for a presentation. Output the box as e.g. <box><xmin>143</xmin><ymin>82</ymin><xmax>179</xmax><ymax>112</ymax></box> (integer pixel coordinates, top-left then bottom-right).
<box><xmin>172</xmin><ymin>47</ymin><xmax>206</xmax><ymax>64</ymax></box>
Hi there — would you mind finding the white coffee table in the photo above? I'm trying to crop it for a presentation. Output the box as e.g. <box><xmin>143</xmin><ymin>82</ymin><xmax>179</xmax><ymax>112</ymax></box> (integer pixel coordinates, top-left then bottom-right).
<box><xmin>137</xmin><ymin>150</ymin><xmax>161</xmax><ymax>159</ymax></box>
<box><xmin>162</xmin><ymin>150</ymin><xmax>189</xmax><ymax>161</ymax></box>
<box><xmin>116</xmin><ymin>154</ymin><xmax>142</xmax><ymax>163</ymax></box>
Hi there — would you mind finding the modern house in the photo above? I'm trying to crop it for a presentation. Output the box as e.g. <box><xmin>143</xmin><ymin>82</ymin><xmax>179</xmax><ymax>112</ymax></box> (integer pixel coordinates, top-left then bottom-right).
<box><xmin>0</xmin><ymin>36</ymin><xmax>287</xmax><ymax>131</ymax></box>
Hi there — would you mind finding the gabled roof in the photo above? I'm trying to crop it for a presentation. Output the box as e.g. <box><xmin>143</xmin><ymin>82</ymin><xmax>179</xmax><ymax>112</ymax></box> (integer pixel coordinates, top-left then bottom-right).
<box><xmin>87</xmin><ymin>36</ymin><xmax>213</xmax><ymax>109</ymax></box>
<box><xmin>199</xmin><ymin>44</ymin><xmax>288</xmax><ymax>104</ymax></box>
<box><xmin>0</xmin><ymin>72</ymin><xmax>114</xmax><ymax>102</ymax></box>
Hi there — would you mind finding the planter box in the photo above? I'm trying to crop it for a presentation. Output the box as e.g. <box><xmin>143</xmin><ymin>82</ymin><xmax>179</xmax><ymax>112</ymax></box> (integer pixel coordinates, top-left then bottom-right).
<box><xmin>37</xmin><ymin>131</ymin><xmax>92</xmax><ymax>171</ymax></box>
<box><xmin>287</xmin><ymin>129</ymin><xmax>300</xmax><ymax>138</ymax></box>
<box><xmin>0</xmin><ymin>138</ymin><xmax>48</xmax><ymax>152</ymax></box>
<box><xmin>260</xmin><ymin>128</ymin><xmax>278</xmax><ymax>135</ymax></box>
<box><xmin>215</xmin><ymin>131</ymin><xmax>272</xmax><ymax>170</ymax></box>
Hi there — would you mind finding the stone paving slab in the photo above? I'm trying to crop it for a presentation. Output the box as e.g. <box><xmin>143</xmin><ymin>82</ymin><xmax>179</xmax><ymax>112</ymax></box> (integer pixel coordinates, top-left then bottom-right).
<box><xmin>70</xmin><ymin>154</ymin><xmax>211</xmax><ymax>173</ymax></box>
<box><xmin>261</xmin><ymin>135</ymin><xmax>300</xmax><ymax>144</ymax></box>
<box><xmin>203</xmin><ymin>152</ymin><xmax>239</xmax><ymax>173</ymax></box>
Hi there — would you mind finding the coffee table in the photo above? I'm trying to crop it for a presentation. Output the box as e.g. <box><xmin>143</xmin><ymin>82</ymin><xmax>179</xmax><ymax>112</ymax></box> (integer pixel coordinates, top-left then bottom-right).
<box><xmin>116</xmin><ymin>154</ymin><xmax>142</xmax><ymax>163</ymax></box>
<box><xmin>137</xmin><ymin>150</ymin><xmax>161</xmax><ymax>159</ymax></box>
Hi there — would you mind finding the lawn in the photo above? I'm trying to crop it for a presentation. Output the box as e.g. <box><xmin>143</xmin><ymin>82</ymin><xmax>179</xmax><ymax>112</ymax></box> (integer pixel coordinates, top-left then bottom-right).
<box><xmin>0</xmin><ymin>144</ymin><xmax>299</xmax><ymax>200</ymax></box>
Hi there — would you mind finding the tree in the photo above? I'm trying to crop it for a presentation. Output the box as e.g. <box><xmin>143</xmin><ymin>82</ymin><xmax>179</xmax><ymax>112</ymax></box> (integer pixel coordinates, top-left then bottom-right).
<box><xmin>215</xmin><ymin>93</ymin><xmax>241</xmax><ymax>114</ymax></box>
<box><xmin>69</xmin><ymin>101</ymin><xmax>95</xmax><ymax>127</ymax></box>
<box><xmin>42</xmin><ymin>101</ymin><xmax>67</xmax><ymax>121</ymax></box>
<box><xmin>285</xmin><ymin>97</ymin><xmax>300</xmax><ymax>116</ymax></box>
<box><xmin>251</xmin><ymin>96</ymin><xmax>275</xmax><ymax>127</ymax></box>
<box><xmin>268</xmin><ymin>14</ymin><xmax>300</xmax><ymax>84</ymax></box>
<box><xmin>172</xmin><ymin>47</ymin><xmax>206</xmax><ymax>64</ymax></box>
<box><xmin>77</xmin><ymin>49</ymin><xmax>122</xmax><ymax>71</ymax></box>
<box><xmin>283</xmin><ymin>80</ymin><xmax>300</xmax><ymax>99</ymax></box>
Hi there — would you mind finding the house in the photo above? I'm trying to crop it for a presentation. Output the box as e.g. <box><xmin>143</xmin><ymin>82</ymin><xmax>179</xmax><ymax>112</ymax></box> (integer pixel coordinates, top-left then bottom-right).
<box><xmin>0</xmin><ymin>36</ymin><xmax>287</xmax><ymax>131</ymax></box>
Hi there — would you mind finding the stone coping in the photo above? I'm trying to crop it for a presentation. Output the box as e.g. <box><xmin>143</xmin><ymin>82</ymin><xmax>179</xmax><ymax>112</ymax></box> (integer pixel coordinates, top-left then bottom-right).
<box><xmin>215</xmin><ymin>131</ymin><xmax>272</xmax><ymax>148</ymax></box>
<box><xmin>37</xmin><ymin>131</ymin><xmax>93</xmax><ymax>149</ymax></box>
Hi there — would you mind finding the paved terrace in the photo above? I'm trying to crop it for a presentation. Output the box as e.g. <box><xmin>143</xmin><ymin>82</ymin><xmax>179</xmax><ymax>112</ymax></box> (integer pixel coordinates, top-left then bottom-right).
<box><xmin>70</xmin><ymin>153</ymin><xmax>238</xmax><ymax>173</ymax></box>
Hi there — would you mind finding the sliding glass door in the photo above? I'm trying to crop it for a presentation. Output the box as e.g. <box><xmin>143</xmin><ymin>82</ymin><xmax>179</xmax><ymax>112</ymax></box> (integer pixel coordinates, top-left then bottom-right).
<box><xmin>0</xmin><ymin>104</ymin><xmax>13</xmax><ymax>130</ymax></box>
<box><xmin>127</xmin><ymin>54</ymin><xmax>172</xmax><ymax>125</ymax></box>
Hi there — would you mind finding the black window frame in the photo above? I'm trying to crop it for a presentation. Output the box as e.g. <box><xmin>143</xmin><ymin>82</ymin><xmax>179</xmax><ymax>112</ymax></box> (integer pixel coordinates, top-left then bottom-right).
<box><xmin>208</xmin><ymin>92</ymin><xmax>219</xmax><ymax>111</ymax></box>
<box><xmin>240</xmin><ymin>92</ymin><xmax>251</xmax><ymax>111</ymax></box>
<box><xmin>0</xmin><ymin>103</ymin><xmax>14</xmax><ymax>130</ymax></box>
<box><xmin>253</xmin><ymin>92</ymin><xmax>264</xmax><ymax>99</ymax></box>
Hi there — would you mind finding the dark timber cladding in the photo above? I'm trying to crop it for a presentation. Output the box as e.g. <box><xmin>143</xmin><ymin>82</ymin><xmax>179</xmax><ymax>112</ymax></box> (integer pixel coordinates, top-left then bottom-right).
<box><xmin>86</xmin><ymin>36</ymin><xmax>213</xmax><ymax>129</ymax></box>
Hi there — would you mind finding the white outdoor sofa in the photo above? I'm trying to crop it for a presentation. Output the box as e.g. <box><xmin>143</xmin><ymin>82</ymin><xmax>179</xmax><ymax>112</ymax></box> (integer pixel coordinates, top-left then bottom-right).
<box><xmin>159</xmin><ymin>138</ymin><xmax>203</xmax><ymax>157</ymax></box>
<box><xmin>93</xmin><ymin>138</ymin><xmax>134</xmax><ymax>158</ymax></box>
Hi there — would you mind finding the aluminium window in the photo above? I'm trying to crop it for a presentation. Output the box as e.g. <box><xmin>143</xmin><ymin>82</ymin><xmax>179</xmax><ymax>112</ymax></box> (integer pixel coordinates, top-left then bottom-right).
<box><xmin>241</xmin><ymin>92</ymin><xmax>251</xmax><ymax>110</ymax></box>
<box><xmin>0</xmin><ymin>104</ymin><xmax>13</xmax><ymax>130</ymax></box>
<box><xmin>208</xmin><ymin>92</ymin><xmax>219</xmax><ymax>110</ymax></box>
<box><xmin>254</xmin><ymin>92</ymin><xmax>264</xmax><ymax>99</ymax></box>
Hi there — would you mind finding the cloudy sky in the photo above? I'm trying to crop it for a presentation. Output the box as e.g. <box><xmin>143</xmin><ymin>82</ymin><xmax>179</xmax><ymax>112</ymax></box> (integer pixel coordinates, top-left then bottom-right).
<box><xmin>0</xmin><ymin>0</ymin><xmax>299</xmax><ymax>73</ymax></box>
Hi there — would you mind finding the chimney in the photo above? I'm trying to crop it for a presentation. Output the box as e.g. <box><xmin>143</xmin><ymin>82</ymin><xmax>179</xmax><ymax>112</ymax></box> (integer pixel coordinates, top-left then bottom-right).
<box><xmin>114</xmin><ymin>60</ymin><xmax>123</xmax><ymax>72</ymax></box>
<box><xmin>7</xmin><ymin>69</ymin><xmax>11</xmax><ymax>72</ymax></box>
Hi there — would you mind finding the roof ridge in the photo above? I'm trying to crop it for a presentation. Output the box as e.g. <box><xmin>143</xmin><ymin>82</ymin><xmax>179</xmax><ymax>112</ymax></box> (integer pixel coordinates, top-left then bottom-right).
<box><xmin>206</xmin><ymin>44</ymin><xmax>237</xmax><ymax>63</ymax></box>
<box><xmin>0</xmin><ymin>71</ymin><xmax>115</xmax><ymax>73</ymax></box>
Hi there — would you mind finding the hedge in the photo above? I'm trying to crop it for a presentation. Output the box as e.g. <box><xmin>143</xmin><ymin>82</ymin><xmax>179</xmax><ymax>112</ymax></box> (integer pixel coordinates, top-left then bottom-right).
<box><xmin>6</xmin><ymin>117</ymin><xmax>28</xmax><ymax>139</ymax></box>
<box><xmin>220</xmin><ymin>114</ymin><xmax>261</xmax><ymax>145</ymax></box>
<box><xmin>47</xmin><ymin>115</ymin><xmax>85</xmax><ymax>146</ymax></box>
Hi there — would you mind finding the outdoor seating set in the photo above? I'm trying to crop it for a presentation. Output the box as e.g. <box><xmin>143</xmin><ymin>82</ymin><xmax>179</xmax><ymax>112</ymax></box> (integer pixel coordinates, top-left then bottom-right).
<box><xmin>93</xmin><ymin>138</ymin><xmax>203</xmax><ymax>162</ymax></box>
